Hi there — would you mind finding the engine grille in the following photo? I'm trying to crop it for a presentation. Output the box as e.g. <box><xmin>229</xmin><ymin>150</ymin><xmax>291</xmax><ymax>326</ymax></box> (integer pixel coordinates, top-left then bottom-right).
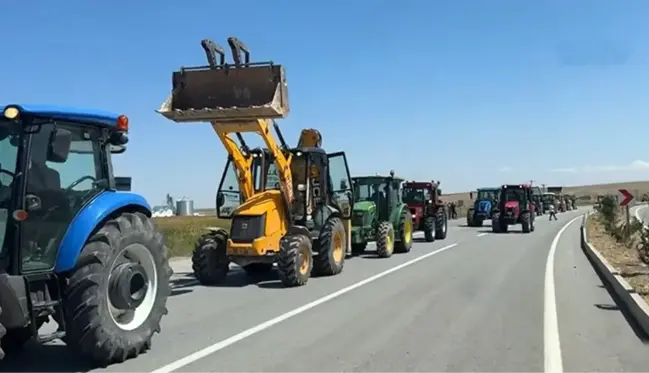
<box><xmin>351</xmin><ymin>212</ymin><xmax>365</xmax><ymax>226</ymax></box>
<box><xmin>230</xmin><ymin>214</ymin><xmax>266</xmax><ymax>243</ymax></box>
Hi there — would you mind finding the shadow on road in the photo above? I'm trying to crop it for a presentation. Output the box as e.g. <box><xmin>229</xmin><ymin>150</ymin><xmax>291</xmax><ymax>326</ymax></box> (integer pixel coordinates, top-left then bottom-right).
<box><xmin>0</xmin><ymin>343</ymin><xmax>94</xmax><ymax>372</ymax></box>
<box><xmin>171</xmin><ymin>269</ymin><xmax>289</xmax><ymax>290</ymax></box>
<box><xmin>594</xmin><ymin>303</ymin><xmax>620</xmax><ymax>311</ymax></box>
<box><xmin>591</xmin><ymin>270</ymin><xmax>649</xmax><ymax>343</ymax></box>
<box><xmin>476</xmin><ymin>229</ymin><xmax>533</xmax><ymax>235</ymax></box>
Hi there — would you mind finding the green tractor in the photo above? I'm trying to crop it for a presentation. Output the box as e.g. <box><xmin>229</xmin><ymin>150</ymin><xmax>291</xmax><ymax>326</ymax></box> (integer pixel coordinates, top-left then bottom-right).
<box><xmin>350</xmin><ymin>171</ymin><xmax>414</xmax><ymax>258</ymax></box>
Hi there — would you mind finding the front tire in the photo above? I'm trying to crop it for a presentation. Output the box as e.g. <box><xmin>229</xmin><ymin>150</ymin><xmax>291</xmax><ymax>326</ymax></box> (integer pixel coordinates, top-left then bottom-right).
<box><xmin>63</xmin><ymin>212</ymin><xmax>172</xmax><ymax>365</ymax></box>
<box><xmin>424</xmin><ymin>216</ymin><xmax>435</xmax><ymax>242</ymax></box>
<box><xmin>492</xmin><ymin>212</ymin><xmax>501</xmax><ymax>233</ymax></box>
<box><xmin>277</xmin><ymin>234</ymin><xmax>312</xmax><ymax>287</ymax></box>
<box><xmin>313</xmin><ymin>217</ymin><xmax>346</xmax><ymax>276</ymax></box>
<box><xmin>375</xmin><ymin>222</ymin><xmax>395</xmax><ymax>258</ymax></box>
<box><xmin>435</xmin><ymin>208</ymin><xmax>448</xmax><ymax>239</ymax></box>
<box><xmin>192</xmin><ymin>231</ymin><xmax>230</xmax><ymax>285</ymax></box>
<box><xmin>521</xmin><ymin>212</ymin><xmax>531</xmax><ymax>233</ymax></box>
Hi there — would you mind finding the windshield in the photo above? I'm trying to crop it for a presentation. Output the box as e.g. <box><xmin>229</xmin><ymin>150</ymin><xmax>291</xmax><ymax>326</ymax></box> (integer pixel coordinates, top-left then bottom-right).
<box><xmin>503</xmin><ymin>188</ymin><xmax>524</xmax><ymax>202</ymax></box>
<box><xmin>403</xmin><ymin>187</ymin><xmax>431</xmax><ymax>204</ymax></box>
<box><xmin>0</xmin><ymin>119</ymin><xmax>20</xmax><ymax>256</ymax></box>
<box><xmin>353</xmin><ymin>179</ymin><xmax>387</xmax><ymax>202</ymax></box>
<box><xmin>477</xmin><ymin>189</ymin><xmax>497</xmax><ymax>201</ymax></box>
<box><xmin>543</xmin><ymin>194</ymin><xmax>555</xmax><ymax>204</ymax></box>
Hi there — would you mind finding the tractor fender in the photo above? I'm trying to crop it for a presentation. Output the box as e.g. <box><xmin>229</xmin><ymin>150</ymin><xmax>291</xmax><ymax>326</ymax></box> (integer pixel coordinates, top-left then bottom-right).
<box><xmin>54</xmin><ymin>191</ymin><xmax>151</xmax><ymax>273</ymax></box>
<box><xmin>389</xmin><ymin>204</ymin><xmax>408</xmax><ymax>226</ymax></box>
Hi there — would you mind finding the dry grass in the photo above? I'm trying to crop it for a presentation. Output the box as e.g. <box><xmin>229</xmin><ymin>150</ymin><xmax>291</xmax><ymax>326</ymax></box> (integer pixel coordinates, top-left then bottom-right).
<box><xmin>441</xmin><ymin>180</ymin><xmax>649</xmax><ymax>218</ymax></box>
<box><xmin>586</xmin><ymin>214</ymin><xmax>649</xmax><ymax>303</ymax></box>
<box><xmin>154</xmin><ymin>216</ymin><xmax>230</xmax><ymax>257</ymax></box>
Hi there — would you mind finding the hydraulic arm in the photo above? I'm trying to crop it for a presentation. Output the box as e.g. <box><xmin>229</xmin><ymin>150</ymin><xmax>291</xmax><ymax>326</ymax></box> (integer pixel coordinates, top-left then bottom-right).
<box><xmin>157</xmin><ymin>36</ymin><xmax>293</xmax><ymax>203</ymax></box>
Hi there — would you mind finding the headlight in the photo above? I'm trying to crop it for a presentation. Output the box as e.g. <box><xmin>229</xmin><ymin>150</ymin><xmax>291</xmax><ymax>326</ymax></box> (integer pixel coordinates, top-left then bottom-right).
<box><xmin>3</xmin><ymin>106</ymin><xmax>19</xmax><ymax>120</ymax></box>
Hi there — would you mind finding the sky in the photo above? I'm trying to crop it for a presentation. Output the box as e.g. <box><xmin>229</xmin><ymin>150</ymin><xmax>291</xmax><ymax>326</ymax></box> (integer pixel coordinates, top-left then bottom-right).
<box><xmin>1</xmin><ymin>0</ymin><xmax>648</xmax><ymax>207</ymax></box>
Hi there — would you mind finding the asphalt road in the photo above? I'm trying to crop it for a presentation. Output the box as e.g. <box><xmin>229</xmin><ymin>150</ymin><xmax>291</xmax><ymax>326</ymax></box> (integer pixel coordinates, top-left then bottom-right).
<box><xmin>3</xmin><ymin>207</ymin><xmax>649</xmax><ymax>372</ymax></box>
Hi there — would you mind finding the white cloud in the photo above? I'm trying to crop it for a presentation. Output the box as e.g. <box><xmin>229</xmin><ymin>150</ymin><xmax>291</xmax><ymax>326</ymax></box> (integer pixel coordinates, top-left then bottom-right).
<box><xmin>551</xmin><ymin>160</ymin><xmax>649</xmax><ymax>173</ymax></box>
<box><xmin>498</xmin><ymin>166</ymin><xmax>512</xmax><ymax>172</ymax></box>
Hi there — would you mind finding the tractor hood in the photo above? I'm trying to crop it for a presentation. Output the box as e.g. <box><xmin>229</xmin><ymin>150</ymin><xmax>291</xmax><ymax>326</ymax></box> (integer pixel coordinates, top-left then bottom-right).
<box><xmin>504</xmin><ymin>201</ymin><xmax>520</xmax><ymax>209</ymax></box>
<box><xmin>353</xmin><ymin>201</ymin><xmax>376</xmax><ymax>212</ymax></box>
<box><xmin>477</xmin><ymin>200</ymin><xmax>492</xmax><ymax>213</ymax></box>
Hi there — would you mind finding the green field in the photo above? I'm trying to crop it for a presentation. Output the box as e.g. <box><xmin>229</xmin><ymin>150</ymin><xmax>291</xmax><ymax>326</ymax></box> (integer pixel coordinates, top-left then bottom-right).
<box><xmin>154</xmin><ymin>216</ymin><xmax>230</xmax><ymax>257</ymax></box>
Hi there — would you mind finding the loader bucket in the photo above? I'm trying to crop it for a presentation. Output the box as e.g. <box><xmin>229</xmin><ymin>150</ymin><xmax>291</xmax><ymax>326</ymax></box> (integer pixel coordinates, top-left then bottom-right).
<box><xmin>157</xmin><ymin>63</ymin><xmax>289</xmax><ymax>123</ymax></box>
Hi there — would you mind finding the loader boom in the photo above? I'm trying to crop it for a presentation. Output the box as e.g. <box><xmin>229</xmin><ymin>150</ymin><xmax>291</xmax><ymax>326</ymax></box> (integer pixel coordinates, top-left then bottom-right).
<box><xmin>211</xmin><ymin>119</ymin><xmax>293</xmax><ymax>203</ymax></box>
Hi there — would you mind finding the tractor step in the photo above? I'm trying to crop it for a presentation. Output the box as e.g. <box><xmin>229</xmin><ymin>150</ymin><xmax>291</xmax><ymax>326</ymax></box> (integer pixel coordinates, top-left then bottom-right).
<box><xmin>32</xmin><ymin>300</ymin><xmax>60</xmax><ymax>311</ymax></box>
<box><xmin>38</xmin><ymin>330</ymin><xmax>65</xmax><ymax>344</ymax></box>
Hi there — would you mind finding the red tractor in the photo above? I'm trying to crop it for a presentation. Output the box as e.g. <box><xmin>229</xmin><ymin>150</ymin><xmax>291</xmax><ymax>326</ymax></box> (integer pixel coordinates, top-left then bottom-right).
<box><xmin>402</xmin><ymin>181</ymin><xmax>448</xmax><ymax>242</ymax></box>
<box><xmin>491</xmin><ymin>184</ymin><xmax>536</xmax><ymax>233</ymax></box>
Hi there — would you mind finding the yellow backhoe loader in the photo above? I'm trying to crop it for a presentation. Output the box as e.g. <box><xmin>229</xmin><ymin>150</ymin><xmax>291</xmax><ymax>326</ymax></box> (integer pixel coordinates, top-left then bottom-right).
<box><xmin>157</xmin><ymin>36</ymin><xmax>354</xmax><ymax>287</ymax></box>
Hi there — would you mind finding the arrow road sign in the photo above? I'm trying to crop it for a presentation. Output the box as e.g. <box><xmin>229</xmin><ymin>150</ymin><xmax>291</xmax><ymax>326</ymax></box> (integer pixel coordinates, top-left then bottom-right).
<box><xmin>619</xmin><ymin>189</ymin><xmax>634</xmax><ymax>206</ymax></box>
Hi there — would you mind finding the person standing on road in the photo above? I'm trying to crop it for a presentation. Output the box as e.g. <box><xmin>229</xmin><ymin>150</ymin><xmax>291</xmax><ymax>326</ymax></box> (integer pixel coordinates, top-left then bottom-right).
<box><xmin>548</xmin><ymin>203</ymin><xmax>557</xmax><ymax>221</ymax></box>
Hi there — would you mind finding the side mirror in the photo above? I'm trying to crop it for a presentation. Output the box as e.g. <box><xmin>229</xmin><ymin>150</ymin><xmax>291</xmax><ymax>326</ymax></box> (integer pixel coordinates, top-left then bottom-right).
<box><xmin>469</xmin><ymin>192</ymin><xmax>473</xmax><ymax>200</ymax></box>
<box><xmin>340</xmin><ymin>180</ymin><xmax>348</xmax><ymax>190</ymax></box>
<box><xmin>217</xmin><ymin>192</ymin><xmax>225</xmax><ymax>208</ymax></box>
<box><xmin>438</xmin><ymin>189</ymin><xmax>442</xmax><ymax>196</ymax></box>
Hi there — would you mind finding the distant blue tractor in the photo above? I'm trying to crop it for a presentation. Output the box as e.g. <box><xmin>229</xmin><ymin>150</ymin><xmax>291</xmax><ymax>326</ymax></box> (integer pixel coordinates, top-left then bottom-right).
<box><xmin>466</xmin><ymin>187</ymin><xmax>500</xmax><ymax>227</ymax></box>
<box><xmin>0</xmin><ymin>105</ymin><xmax>172</xmax><ymax>365</ymax></box>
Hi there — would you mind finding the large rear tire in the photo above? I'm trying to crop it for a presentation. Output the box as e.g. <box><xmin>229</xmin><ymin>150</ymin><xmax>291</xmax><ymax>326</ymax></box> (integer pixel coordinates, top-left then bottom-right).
<box><xmin>277</xmin><ymin>234</ymin><xmax>312</xmax><ymax>287</ymax></box>
<box><xmin>192</xmin><ymin>231</ymin><xmax>230</xmax><ymax>285</ymax></box>
<box><xmin>63</xmin><ymin>212</ymin><xmax>172</xmax><ymax>365</ymax></box>
<box><xmin>435</xmin><ymin>209</ymin><xmax>448</xmax><ymax>240</ymax></box>
<box><xmin>375</xmin><ymin>221</ymin><xmax>395</xmax><ymax>258</ymax></box>
<box><xmin>313</xmin><ymin>217</ymin><xmax>346</xmax><ymax>276</ymax></box>
<box><xmin>424</xmin><ymin>216</ymin><xmax>435</xmax><ymax>242</ymax></box>
<box><xmin>466</xmin><ymin>209</ymin><xmax>475</xmax><ymax>227</ymax></box>
<box><xmin>395</xmin><ymin>210</ymin><xmax>413</xmax><ymax>253</ymax></box>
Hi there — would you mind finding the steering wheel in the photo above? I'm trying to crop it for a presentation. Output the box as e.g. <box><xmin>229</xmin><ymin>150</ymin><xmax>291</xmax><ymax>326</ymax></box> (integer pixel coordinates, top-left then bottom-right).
<box><xmin>64</xmin><ymin>175</ymin><xmax>97</xmax><ymax>193</ymax></box>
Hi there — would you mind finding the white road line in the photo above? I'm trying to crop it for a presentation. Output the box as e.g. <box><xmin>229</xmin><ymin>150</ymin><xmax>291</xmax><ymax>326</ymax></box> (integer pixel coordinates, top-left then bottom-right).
<box><xmin>634</xmin><ymin>205</ymin><xmax>647</xmax><ymax>224</ymax></box>
<box><xmin>477</xmin><ymin>233</ymin><xmax>487</xmax><ymax>237</ymax></box>
<box><xmin>544</xmin><ymin>214</ymin><xmax>582</xmax><ymax>373</ymax></box>
<box><xmin>151</xmin><ymin>242</ymin><xmax>459</xmax><ymax>373</ymax></box>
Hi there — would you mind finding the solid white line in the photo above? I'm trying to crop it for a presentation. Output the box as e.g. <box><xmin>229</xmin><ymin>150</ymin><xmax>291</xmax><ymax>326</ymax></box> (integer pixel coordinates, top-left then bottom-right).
<box><xmin>544</xmin><ymin>214</ymin><xmax>582</xmax><ymax>373</ymax></box>
<box><xmin>634</xmin><ymin>205</ymin><xmax>647</xmax><ymax>224</ymax></box>
<box><xmin>477</xmin><ymin>233</ymin><xmax>487</xmax><ymax>237</ymax></box>
<box><xmin>151</xmin><ymin>242</ymin><xmax>459</xmax><ymax>373</ymax></box>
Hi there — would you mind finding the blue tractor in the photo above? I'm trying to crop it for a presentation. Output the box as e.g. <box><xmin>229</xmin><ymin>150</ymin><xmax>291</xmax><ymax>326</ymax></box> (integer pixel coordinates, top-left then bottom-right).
<box><xmin>0</xmin><ymin>105</ymin><xmax>172</xmax><ymax>365</ymax></box>
<box><xmin>466</xmin><ymin>187</ymin><xmax>499</xmax><ymax>227</ymax></box>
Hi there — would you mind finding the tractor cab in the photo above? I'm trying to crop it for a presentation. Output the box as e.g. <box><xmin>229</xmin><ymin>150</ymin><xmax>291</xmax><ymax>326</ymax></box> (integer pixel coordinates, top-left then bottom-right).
<box><xmin>0</xmin><ymin>105</ymin><xmax>170</xmax><ymax>365</ymax></box>
<box><xmin>467</xmin><ymin>187</ymin><xmax>499</xmax><ymax>227</ymax></box>
<box><xmin>492</xmin><ymin>184</ymin><xmax>536</xmax><ymax>233</ymax></box>
<box><xmin>542</xmin><ymin>192</ymin><xmax>557</xmax><ymax>212</ymax></box>
<box><xmin>349</xmin><ymin>172</ymin><xmax>414</xmax><ymax>257</ymax></box>
<box><xmin>402</xmin><ymin>181</ymin><xmax>440</xmax><ymax>225</ymax></box>
<box><xmin>352</xmin><ymin>173</ymin><xmax>402</xmax><ymax>223</ymax></box>
<box><xmin>401</xmin><ymin>180</ymin><xmax>448</xmax><ymax>241</ymax></box>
